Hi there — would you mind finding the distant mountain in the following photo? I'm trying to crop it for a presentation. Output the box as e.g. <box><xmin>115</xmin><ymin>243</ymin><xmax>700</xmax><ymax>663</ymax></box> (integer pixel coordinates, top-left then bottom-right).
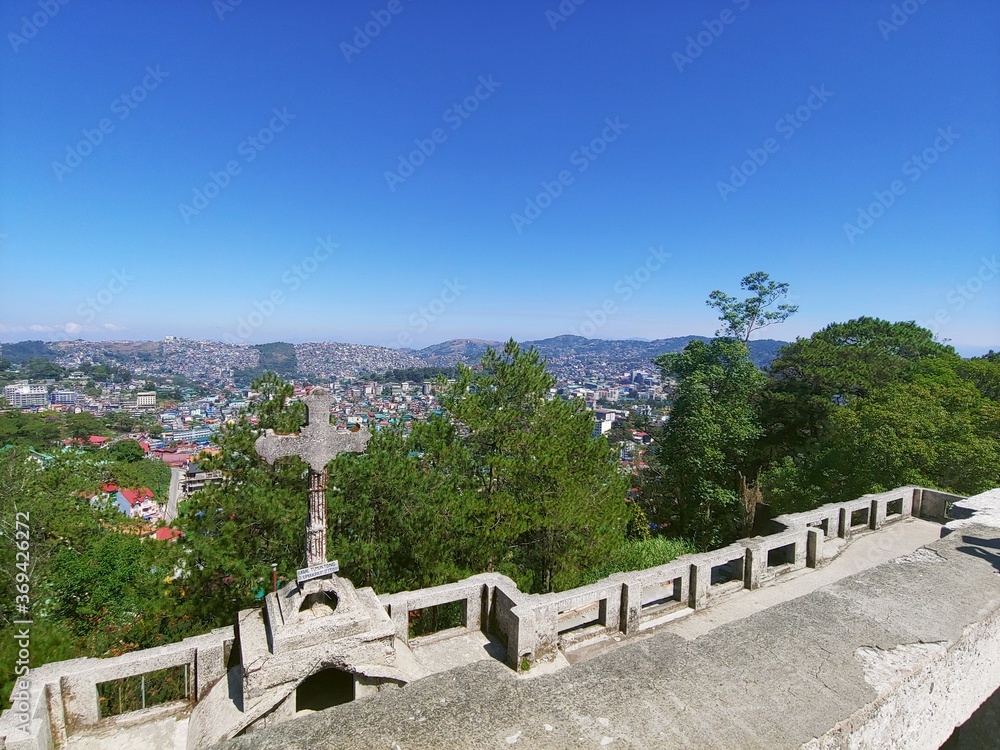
<box><xmin>417</xmin><ymin>338</ymin><xmax>503</xmax><ymax>364</ymax></box>
<box><xmin>0</xmin><ymin>340</ymin><xmax>59</xmax><ymax>363</ymax></box>
<box><xmin>416</xmin><ymin>335</ymin><xmax>789</xmax><ymax>370</ymax></box>
<box><xmin>1</xmin><ymin>335</ymin><xmax>791</xmax><ymax>383</ymax></box>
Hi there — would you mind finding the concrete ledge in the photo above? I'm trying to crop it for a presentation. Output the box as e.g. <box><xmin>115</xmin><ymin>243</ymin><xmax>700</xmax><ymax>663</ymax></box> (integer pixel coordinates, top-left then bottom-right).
<box><xmin>208</xmin><ymin>509</ymin><xmax>1000</xmax><ymax>750</ymax></box>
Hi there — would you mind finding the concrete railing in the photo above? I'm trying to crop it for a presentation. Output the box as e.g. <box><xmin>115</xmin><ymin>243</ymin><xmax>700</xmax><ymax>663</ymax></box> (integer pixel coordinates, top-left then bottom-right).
<box><xmin>0</xmin><ymin>627</ymin><xmax>233</xmax><ymax>750</ymax></box>
<box><xmin>375</xmin><ymin>486</ymin><xmax>947</xmax><ymax>672</ymax></box>
<box><xmin>0</xmin><ymin>484</ymin><xmax>966</xmax><ymax>748</ymax></box>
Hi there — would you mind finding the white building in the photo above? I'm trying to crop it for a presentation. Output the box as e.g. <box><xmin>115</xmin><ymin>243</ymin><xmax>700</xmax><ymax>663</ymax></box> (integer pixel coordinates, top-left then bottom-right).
<box><xmin>3</xmin><ymin>383</ymin><xmax>48</xmax><ymax>408</ymax></box>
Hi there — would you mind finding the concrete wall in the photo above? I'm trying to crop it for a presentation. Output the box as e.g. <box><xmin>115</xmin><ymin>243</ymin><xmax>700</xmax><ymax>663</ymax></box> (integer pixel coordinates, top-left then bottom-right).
<box><xmin>0</xmin><ymin>485</ymin><xmax>961</xmax><ymax>747</ymax></box>
<box><xmin>0</xmin><ymin>627</ymin><xmax>233</xmax><ymax>750</ymax></box>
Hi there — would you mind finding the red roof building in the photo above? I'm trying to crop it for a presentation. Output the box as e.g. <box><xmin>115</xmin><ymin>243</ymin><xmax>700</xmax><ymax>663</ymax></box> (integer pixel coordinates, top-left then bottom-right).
<box><xmin>151</xmin><ymin>527</ymin><xmax>184</xmax><ymax>541</ymax></box>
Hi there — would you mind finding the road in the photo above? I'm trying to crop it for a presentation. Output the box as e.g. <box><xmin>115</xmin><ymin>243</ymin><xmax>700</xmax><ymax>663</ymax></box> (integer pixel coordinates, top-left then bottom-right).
<box><xmin>164</xmin><ymin>466</ymin><xmax>182</xmax><ymax>523</ymax></box>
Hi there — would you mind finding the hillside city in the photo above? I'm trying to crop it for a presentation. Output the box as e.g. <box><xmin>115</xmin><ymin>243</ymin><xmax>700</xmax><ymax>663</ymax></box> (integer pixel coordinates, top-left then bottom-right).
<box><xmin>0</xmin><ymin>336</ymin><xmax>691</xmax><ymax>528</ymax></box>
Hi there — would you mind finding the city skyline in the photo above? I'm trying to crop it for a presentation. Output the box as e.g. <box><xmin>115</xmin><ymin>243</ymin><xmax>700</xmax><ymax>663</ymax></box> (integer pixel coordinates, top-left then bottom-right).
<box><xmin>1</xmin><ymin>1</ymin><xmax>998</xmax><ymax>354</ymax></box>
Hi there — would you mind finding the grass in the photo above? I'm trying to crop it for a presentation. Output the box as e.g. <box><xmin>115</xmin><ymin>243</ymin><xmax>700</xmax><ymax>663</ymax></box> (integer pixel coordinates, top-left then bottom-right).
<box><xmin>577</xmin><ymin>537</ymin><xmax>693</xmax><ymax>586</ymax></box>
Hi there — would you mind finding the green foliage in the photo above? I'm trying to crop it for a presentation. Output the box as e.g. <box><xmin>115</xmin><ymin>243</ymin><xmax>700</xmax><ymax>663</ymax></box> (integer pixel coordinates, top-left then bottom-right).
<box><xmin>0</xmin><ymin>411</ymin><xmax>62</xmax><ymax>449</ymax></box>
<box><xmin>0</xmin><ymin>341</ymin><xmax>57</xmax><ymax>364</ymax></box>
<box><xmin>109</xmin><ymin>439</ymin><xmax>145</xmax><ymax>463</ymax></box>
<box><xmin>332</xmin><ymin>341</ymin><xmax>630</xmax><ymax>594</ymax></box>
<box><xmin>64</xmin><ymin>412</ymin><xmax>106</xmax><ymax>440</ymax></box>
<box><xmin>0</xmin><ymin>448</ymin><xmax>174</xmax><ymax>709</ymax></box>
<box><xmin>105</xmin><ymin>411</ymin><xmax>140</xmax><ymax>434</ymax></box>
<box><xmin>161</xmin><ymin>373</ymin><xmax>308</xmax><ymax>629</ymax></box>
<box><xmin>578</xmin><ymin>537</ymin><xmax>693</xmax><ymax>586</ymax></box>
<box><xmin>706</xmin><ymin>271</ymin><xmax>798</xmax><ymax>344</ymax></box>
<box><xmin>439</xmin><ymin>340</ymin><xmax>630</xmax><ymax>592</ymax></box>
<box><xmin>111</xmin><ymin>458</ymin><xmax>170</xmax><ymax>500</ymax></box>
<box><xmin>759</xmin><ymin>318</ymin><xmax>999</xmax><ymax>513</ymax></box>
<box><xmin>648</xmin><ymin>338</ymin><xmax>766</xmax><ymax>549</ymax></box>
<box><xmin>23</xmin><ymin>358</ymin><xmax>67</xmax><ymax>380</ymax></box>
<box><xmin>78</xmin><ymin>361</ymin><xmax>132</xmax><ymax>383</ymax></box>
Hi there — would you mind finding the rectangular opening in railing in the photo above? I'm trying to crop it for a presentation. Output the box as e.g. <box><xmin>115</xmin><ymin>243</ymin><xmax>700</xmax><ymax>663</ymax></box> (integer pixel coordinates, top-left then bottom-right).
<box><xmin>640</xmin><ymin>576</ymin><xmax>684</xmax><ymax>616</ymax></box>
<box><xmin>710</xmin><ymin>556</ymin><xmax>745</xmax><ymax>590</ymax></box>
<box><xmin>808</xmin><ymin>518</ymin><xmax>829</xmax><ymax>535</ymax></box>
<box><xmin>850</xmin><ymin>507</ymin><xmax>869</xmax><ymax>529</ymax></box>
<box><xmin>557</xmin><ymin>600</ymin><xmax>604</xmax><ymax>635</ymax></box>
<box><xmin>408</xmin><ymin>599</ymin><xmax>467</xmax><ymax>639</ymax></box>
<box><xmin>886</xmin><ymin>498</ymin><xmax>903</xmax><ymax>518</ymax></box>
<box><xmin>767</xmin><ymin>543</ymin><xmax>796</xmax><ymax>568</ymax></box>
<box><xmin>97</xmin><ymin>664</ymin><xmax>191</xmax><ymax>719</ymax></box>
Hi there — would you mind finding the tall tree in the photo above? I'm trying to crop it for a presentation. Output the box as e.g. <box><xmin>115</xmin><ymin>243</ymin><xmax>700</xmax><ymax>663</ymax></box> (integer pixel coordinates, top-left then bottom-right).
<box><xmin>438</xmin><ymin>340</ymin><xmax>629</xmax><ymax>592</ymax></box>
<box><xmin>707</xmin><ymin>271</ymin><xmax>798</xmax><ymax>345</ymax></box>
<box><xmin>161</xmin><ymin>373</ymin><xmax>308</xmax><ymax>629</ymax></box>
<box><xmin>648</xmin><ymin>338</ymin><xmax>767</xmax><ymax>548</ymax></box>
<box><xmin>759</xmin><ymin>320</ymin><xmax>1000</xmax><ymax>511</ymax></box>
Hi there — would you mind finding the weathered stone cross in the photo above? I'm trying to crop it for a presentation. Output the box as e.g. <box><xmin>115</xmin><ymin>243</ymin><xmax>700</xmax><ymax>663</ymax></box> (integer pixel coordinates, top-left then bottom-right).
<box><xmin>254</xmin><ymin>387</ymin><xmax>371</xmax><ymax>585</ymax></box>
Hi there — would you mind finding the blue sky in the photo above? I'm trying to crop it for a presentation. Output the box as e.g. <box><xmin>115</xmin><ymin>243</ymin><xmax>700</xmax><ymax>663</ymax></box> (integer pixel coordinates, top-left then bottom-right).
<box><xmin>1</xmin><ymin>0</ymin><xmax>998</xmax><ymax>353</ymax></box>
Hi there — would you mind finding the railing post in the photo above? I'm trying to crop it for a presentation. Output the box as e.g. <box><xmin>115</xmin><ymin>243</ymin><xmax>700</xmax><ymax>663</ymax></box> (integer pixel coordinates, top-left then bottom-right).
<box><xmin>806</xmin><ymin>527</ymin><xmax>822</xmax><ymax>568</ymax></box>
<box><xmin>689</xmin><ymin>563</ymin><xmax>709</xmax><ymax>610</ymax></box>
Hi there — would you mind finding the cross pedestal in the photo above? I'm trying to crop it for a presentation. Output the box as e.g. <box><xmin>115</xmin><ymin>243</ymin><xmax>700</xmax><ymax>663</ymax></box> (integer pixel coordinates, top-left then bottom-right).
<box><xmin>254</xmin><ymin>387</ymin><xmax>370</xmax><ymax>583</ymax></box>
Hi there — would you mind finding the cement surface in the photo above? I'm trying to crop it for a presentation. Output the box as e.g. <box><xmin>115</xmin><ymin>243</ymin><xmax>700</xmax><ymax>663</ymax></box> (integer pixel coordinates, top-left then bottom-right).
<box><xmin>67</xmin><ymin>709</ymin><xmax>189</xmax><ymax>750</ymax></box>
<box><xmin>212</xmin><ymin>524</ymin><xmax>1000</xmax><ymax>750</ymax></box>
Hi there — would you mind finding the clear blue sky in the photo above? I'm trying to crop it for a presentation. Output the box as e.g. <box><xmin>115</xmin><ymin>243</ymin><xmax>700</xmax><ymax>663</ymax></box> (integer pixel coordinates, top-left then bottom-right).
<box><xmin>1</xmin><ymin>0</ymin><xmax>998</xmax><ymax>353</ymax></box>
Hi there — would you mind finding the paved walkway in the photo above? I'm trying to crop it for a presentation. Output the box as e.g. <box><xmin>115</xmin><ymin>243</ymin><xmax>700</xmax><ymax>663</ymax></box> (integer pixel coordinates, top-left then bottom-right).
<box><xmin>568</xmin><ymin>516</ymin><xmax>943</xmax><ymax>665</ymax></box>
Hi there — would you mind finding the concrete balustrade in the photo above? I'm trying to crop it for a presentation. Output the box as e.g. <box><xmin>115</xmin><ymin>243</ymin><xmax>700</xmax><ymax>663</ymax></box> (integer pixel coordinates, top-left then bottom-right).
<box><xmin>4</xmin><ymin>485</ymin><xmax>964</xmax><ymax>748</ymax></box>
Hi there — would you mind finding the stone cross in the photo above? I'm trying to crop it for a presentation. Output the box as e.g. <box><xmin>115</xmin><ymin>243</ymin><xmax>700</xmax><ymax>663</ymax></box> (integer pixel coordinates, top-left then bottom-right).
<box><xmin>254</xmin><ymin>387</ymin><xmax>371</xmax><ymax>584</ymax></box>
